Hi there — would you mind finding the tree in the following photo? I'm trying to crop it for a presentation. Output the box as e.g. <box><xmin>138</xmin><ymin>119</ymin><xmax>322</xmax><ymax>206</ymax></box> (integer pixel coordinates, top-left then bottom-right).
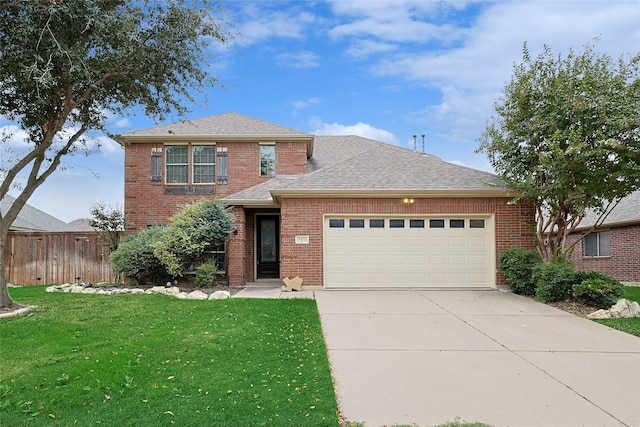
<box><xmin>152</xmin><ymin>198</ymin><xmax>233</xmax><ymax>277</ymax></box>
<box><xmin>89</xmin><ymin>202</ymin><xmax>127</xmax><ymax>283</ymax></box>
<box><xmin>0</xmin><ymin>0</ymin><xmax>234</xmax><ymax>309</ymax></box>
<box><xmin>478</xmin><ymin>42</ymin><xmax>640</xmax><ymax>262</ymax></box>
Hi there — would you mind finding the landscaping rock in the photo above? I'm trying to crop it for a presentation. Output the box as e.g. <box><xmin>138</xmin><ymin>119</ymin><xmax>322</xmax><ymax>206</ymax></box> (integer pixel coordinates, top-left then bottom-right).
<box><xmin>45</xmin><ymin>284</ymin><xmax>232</xmax><ymax>302</ymax></box>
<box><xmin>185</xmin><ymin>290</ymin><xmax>208</xmax><ymax>300</ymax></box>
<box><xmin>588</xmin><ymin>298</ymin><xmax>640</xmax><ymax>319</ymax></box>
<box><xmin>209</xmin><ymin>290</ymin><xmax>231</xmax><ymax>300</ymax></box>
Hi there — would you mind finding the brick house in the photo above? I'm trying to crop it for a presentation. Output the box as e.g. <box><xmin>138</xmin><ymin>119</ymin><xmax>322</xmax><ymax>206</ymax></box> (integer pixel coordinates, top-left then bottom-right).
<box><xmin>122</xmin><ymin>112</ymin><xmax>535</xmax><ymax>289</ymax></box>
<box><xmin>568</xmin><ymin>190</ymin><xmax>640</xmax><ymax>283</ymax></box>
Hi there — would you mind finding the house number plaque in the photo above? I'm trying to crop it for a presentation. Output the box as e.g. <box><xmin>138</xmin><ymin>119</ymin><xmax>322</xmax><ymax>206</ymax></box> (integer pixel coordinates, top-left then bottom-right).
<box><xmin>295</xmin><ymin>235</ymin><xmax>310</xmax><ymax>244</ymax></box>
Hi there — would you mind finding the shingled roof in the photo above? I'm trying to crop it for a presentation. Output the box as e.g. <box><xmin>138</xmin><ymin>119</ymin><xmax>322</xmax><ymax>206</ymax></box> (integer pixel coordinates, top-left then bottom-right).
<box><xmin>122</xmin><ymin>112</ymin><xmax>311</xmax><ymax>139</ymax></box>
<box><xmin>577</xmin><ymin>190</ymin><xmax>640</xmax><ymax>230</ymax></box>
<box><xmin>1</xmin><ymin>195</ymin><xmax>75</xmax><ymax>232</ymax></box>
<box><xmin>224</xmin><ymin>135</ymin><xmax>507</xmax><ymax>204</ymax></box>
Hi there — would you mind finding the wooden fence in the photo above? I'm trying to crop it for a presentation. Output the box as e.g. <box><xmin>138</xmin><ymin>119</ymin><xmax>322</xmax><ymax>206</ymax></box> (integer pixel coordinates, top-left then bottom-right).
<box><xmin>4</xmin><ymin>231</ymin><xmax>114</xmax><ymax>286</ymax></box>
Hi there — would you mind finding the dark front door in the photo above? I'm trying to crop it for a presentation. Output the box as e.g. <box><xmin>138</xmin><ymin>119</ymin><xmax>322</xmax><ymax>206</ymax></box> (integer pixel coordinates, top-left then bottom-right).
<box><xmin>257</xmin><ymin>215</ymin><xmax>280</xmax><ymax>279</ymax></box>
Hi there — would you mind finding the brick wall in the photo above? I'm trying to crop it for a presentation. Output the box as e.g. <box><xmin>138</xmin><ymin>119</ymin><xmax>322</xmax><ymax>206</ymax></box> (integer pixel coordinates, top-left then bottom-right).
<box><xmin>568</xmin><ymin>224</ymin><xmax>640</xmax><ymax>282</ymax></box>
<box><xmin>124</xmin><ymin>141</ymin><xmax>307</xmax><ymax>231</ymax></box>
<box><xmin>278</xmin><ymin>197</ymin><xmax>535</xmax><ymax>288</ymax></box>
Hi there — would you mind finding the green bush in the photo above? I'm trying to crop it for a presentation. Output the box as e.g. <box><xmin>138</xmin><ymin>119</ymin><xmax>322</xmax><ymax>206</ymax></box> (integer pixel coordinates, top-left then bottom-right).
<box><xmin>194</xmin><ymin>263</ymin><xmax>216</xmax><ymax>288</ymax></box>
<box><xmin>110</xmin><ymin>227</ymin><xmax>171</xmax><ymax>286</ymax></box>
<box><xmin>533</xmin><ymin>261</ymin><xmax>576</xmax><ymax>303</ymax></box>
<box><xmin>573</xmin><ymin>276</ymin><xmax>624</xmax><ymax>308</ymax></box>
<box><xmin>499</xmin><ymin>248</ymin><xmax>541</xmax><ymax>295</ymax></box>
<box><xmin>153</xmin><ymin>198</ymin><xmax>233</xmax><ymax>276</ymax></box>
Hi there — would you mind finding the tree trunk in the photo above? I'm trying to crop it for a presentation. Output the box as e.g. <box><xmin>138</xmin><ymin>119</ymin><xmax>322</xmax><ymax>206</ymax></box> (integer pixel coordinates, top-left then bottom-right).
<box><xmin>0</xmin><ymin>234</ymin><xmax>17</xmax><ymax>309</ymax></box>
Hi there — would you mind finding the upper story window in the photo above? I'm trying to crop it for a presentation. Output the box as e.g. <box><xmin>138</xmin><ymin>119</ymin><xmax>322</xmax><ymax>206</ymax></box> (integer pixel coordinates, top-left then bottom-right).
<box><xmin>260</xmin><ymin>144</ymin><xmax>276</xmax><ymax>176</ymax></box>
<box><xmin>165</xmin><ymin>144</ymin><xmax>215</xmax><ymax>185</ymax></box>
<box><xmin>192</xmin><ymin>145</ymin><xmax>215</xmax><ymax>184</ymax></box>
<box><xmin>165</xmin><ymin>145</ymin><xmax>188</xmax><ymax>184</ymax></box>
<box><xmin>584</xmin><ymin>231</ymin><xmax>610</xmax><ymax>257</ymax></box>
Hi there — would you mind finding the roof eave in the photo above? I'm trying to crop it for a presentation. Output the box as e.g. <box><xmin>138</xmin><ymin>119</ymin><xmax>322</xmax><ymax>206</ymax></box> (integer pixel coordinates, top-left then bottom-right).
<box><xmin>120</xmin><ymin>134</ymin><xmax>314</xmax><ymax>143</ymax></box>
<box><xmin>574</xmin><ymin>218</ymin><xmax>640</xmax><ymax>232</ymax></box>
<box><xmin>222</xmin><ymin>198</ymin><xmax>280</xmax><ymax>208</ymax></box>
<box><xmin>270</xmin><ymin>188</ymin><xmax>514</xmax><ymax>202</ymax></box>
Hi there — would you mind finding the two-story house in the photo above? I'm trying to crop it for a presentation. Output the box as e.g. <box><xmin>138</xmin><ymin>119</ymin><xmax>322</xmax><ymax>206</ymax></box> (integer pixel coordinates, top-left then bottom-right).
<box><xmin>122</xmin><ymin>112</ymin><xmax>535</xmax><ymax>289</ymax></box>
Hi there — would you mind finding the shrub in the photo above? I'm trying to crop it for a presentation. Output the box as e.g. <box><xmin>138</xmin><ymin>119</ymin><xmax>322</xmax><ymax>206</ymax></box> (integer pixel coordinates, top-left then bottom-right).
<box><xmin>573</xmin><ymin>276</ymin><xmax>624</xmax><ymax>308</ymax></box>
<box><xmin>499</xmin><ymin>248</ymin><xmax>541</xmax><ymax>295</ymax></box>
<box><xmin>533</xmin><ymin>261</ymin><xmax>576</xmax><ymax>303</ymax></box>
<box><xmin>153</xmin><ymin>199</ymin><xmax>233</xmax><ymax>276</ymax></box>
<box><xmin>194</xmin><ymin>263</ymin><xmax>216</xmax><ymax>288</ymax></box>
<box><xmin>110</xmin><ymin>227</ymin><xmax>171</xmax><ymax>286</ymax></box>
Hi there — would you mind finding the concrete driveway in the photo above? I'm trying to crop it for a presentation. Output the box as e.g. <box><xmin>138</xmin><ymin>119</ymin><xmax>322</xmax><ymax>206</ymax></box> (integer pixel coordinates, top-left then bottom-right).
<box><xmin>314</xmin><ymin>290</ymin><xmax>640</xmax><ymax>427</ymax></box>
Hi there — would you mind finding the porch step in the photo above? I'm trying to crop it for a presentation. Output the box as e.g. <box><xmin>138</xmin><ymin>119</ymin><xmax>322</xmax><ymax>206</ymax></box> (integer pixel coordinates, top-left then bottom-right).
<box><xmin>245</xmin><ymin>279</ymin><xmax>282</xmax><ymax>288</ymax></box>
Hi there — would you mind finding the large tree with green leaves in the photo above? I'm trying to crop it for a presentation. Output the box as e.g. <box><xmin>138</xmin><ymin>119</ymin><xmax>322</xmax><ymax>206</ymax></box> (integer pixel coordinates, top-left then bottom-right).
<box><xmin>0</xmin><ymin>0</ymin><xmax>234</xmax><ymax>309</ymax></box>
<box><xmin>478</xmin><ymin>42</ymin><xmax>640</xmax><ymax>263</ymax></box>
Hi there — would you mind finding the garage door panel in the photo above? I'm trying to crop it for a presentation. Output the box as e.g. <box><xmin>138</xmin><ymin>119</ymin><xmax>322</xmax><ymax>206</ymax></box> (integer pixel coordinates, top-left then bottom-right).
<box><xmin>325</xmin><ymin>216</ymin><xmax>493</xmax><ymax>288</ymax></box>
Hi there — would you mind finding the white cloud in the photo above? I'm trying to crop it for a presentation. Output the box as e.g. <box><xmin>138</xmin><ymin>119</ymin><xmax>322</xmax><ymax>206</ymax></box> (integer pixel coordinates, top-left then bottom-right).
<box><xmin>234</xmin><ymin>4</ymin><xmax>317</xmax><ymax>45</ymax></box>
<box><xmin>311</xmin><ymin>120</ymin><xmax>399</xmax><ymax>145</ymax></box>
<box><xmin>276</xmin><ymin>50</ymin><xmax>320</xmax><ymax>68</ymax></box>
<box><xmin>291</xmin><ymin>97</ymin><xmax>321</xmax><ymax>110</ymax></box>
<box><xmin>363</xmin><ymin>1</ymin><xmax>639</xmax><ymax>148</ymax></box>
<box><xmin>345</xmin><ymin>39</ymin><xmax>397</xmax><ymax>59</ymax></box>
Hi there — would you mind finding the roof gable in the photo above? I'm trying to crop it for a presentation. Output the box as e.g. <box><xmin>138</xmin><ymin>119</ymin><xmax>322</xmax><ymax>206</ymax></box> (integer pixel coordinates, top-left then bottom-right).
<box><xmin>122</xmin><ymin>112</ymin><xmax>311</xmax><ymax>139</ymax></box>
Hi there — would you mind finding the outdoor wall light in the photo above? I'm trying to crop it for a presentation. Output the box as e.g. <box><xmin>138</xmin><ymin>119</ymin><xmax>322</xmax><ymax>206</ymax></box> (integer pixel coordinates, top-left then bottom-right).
<box><xmin>232</xmin><ymin>224</ymin><xmax>238</xmax><ymax>235</ymax></box>
<box><xmin>403</xmin><ymin>198</ymin><xmax>415</xmax><ymax>205</ymax></box>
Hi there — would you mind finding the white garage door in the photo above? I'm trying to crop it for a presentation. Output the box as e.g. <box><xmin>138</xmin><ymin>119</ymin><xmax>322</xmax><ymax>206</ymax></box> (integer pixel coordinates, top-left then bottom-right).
<box><xmin>323</xmin><ymin>216</ymin><xmax>495</xmax><ymax>289</ymax></box>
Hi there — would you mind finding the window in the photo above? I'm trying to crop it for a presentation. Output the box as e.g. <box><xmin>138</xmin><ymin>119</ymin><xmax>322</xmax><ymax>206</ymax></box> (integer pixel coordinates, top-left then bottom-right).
<box><xmin>165</xmin><ymin>145</ymin><xmax>188</xmax><ymax>184</ymax></box>
<box><xmin>584</xmin><ymin>231</ymin><xmax>610</xmax><ymax>256</ymax></box>
<box><xmin>409</xmin><ymin>219</ymin><xmax>425</xmax><ymax>228</ymax></box>
<box><xmin>210</xmin><ymin>243</ymin><xmax>227</xmax><ymax>274</ymax></box>
<box><xmin>450</xmin><ymin>219</ymin><xmax>465</xmax><ymax>228</ymax></box>
<box><xmin>349</xmin><ymin>219</ymin><xmax>365</xmax><ymax>228</ymax></box>
<box><xmin>369</xmin><ymin>219</ymin><xmax>385</xmax><ymax>228</ymax></box>
<box><xmin>429</xmin><ymin>219</ymin><xmax>445</xmax><ymax>228</ymax></box>
<box><xmin>192</xmin><ymin>145</ymin><xmax>215</xmax><ymax>184</ymax></box>
<box><xmin>470</xmin><ymin>219</ymin><xmax>485</xmax><ymax>228</ymax></box>
<box><xmin>165</xmin><ymin>144</ymin><xmax>216</xmax><ymax>185</ymax></box>
<box><xmin>329</xmin><ymin>219</ymin><xmax>345</xmax><ymax>228</ymax></box>
<box><xmin>390</xmin><ymin>219</ymin><xmax>405</xmax><ymax>228</ymax></box>
<box><xmin>260</xmin><ymin>144</ymin><xmax>276</xmax><ymax>176</ymax></box>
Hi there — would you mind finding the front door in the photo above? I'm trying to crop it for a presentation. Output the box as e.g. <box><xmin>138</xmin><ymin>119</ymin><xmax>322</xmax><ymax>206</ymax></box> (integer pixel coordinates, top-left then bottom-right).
<box><xmin>256</xmin><ymin>215</ymin><xmax>280</xmax><ymax>279</ymax></box>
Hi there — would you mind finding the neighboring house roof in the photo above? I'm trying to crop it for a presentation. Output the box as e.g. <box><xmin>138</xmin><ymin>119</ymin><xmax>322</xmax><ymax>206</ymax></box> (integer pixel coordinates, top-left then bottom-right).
<box><xmin>1</xmin><ymin>195</ymin><xmax>75</xmax><ymax>232</ymax></box>
<box><xmin>68</xmin><ymin>218</ymin><xmax>94</xmax><ymax>231</ymax></box>
<box><xmin>224</xmin><ymin>135</ymin><xmax>508</xmax><ymax>205</ymax></box>
<box><xmin>577</xmin><ymin>190</ymin><xmax>640</xmax><ymax>230</ymax></box>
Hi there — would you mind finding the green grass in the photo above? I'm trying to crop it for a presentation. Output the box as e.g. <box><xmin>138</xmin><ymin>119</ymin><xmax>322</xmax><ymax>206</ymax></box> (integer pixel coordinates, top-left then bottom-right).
<box><xmin>593</xmin><ymin>286</ymin><xmax>640</xmax><ymax>337</ymax></box>
<box><xmin>0</xmin><ymin>286</ymin><xmax>338</xmax><ymax>426</ymax></box>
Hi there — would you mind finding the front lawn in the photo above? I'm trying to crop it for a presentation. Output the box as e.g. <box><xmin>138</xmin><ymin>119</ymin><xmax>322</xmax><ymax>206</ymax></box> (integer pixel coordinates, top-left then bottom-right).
<box><xmin>593</xmin><ymin>286</ymin><xmax>640</xmax><ymax>337</ymax></box>
<box><xmin>0</xmin><ymin>286</ymin><xmax>339</xmax><ymax>426</ymax></box>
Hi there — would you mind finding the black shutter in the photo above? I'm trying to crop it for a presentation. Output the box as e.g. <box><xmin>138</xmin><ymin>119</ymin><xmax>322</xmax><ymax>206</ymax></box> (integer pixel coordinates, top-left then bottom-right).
<box><xmin>216</xmin><ymin>148</ymin><xmax>228</xmax><ymax>184</ymax></box>
<box><xmin>151</xmin><ymin>149</ymin><xmax>162</xmax><ymax>185</ymax></box>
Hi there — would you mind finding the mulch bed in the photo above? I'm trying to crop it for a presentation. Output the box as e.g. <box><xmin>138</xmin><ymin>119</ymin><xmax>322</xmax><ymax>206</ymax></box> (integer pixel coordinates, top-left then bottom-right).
<box><xmin>546</xmin><ymin>298</ymin><xmax>600</xmax><ymax>317</ymax></box>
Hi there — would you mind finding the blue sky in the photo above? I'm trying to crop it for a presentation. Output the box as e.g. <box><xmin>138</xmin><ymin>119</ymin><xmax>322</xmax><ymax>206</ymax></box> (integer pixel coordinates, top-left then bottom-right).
<box><xmin>4</xmin><ymin>0</ymin><xmax>639</xmax><ymax>222</ymax></box>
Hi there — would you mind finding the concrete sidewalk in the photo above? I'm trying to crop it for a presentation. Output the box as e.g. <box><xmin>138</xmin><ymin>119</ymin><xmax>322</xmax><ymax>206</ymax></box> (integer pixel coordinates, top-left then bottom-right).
<box><xmin>315</xmin><ymin>290</ymin><xmax>640</xmax><ymax>427</ymax></box>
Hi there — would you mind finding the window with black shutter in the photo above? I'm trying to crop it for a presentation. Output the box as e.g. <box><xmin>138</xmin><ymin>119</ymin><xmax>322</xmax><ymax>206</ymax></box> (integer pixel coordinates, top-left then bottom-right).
<box><xmin>151</xmin><ymin>148</ymin><xmax>162</xmax><ymax>185</ymax></box>
<box><xmin>217</xmin><ymin>147</ymin><xmax>228</xmax><ymax>184</ymax></box>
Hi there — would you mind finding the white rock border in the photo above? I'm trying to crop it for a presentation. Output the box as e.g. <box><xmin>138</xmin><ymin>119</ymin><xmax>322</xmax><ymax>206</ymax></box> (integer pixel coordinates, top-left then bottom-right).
<box><xmin>588</xmin><ymin>298</ymin><xmax>640</xmax><ymax>319</ymax></box>
<box><xmin>45</xmin><ymin>283</ymin><xmax>230</xmax><ymax>300</ymax></box>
